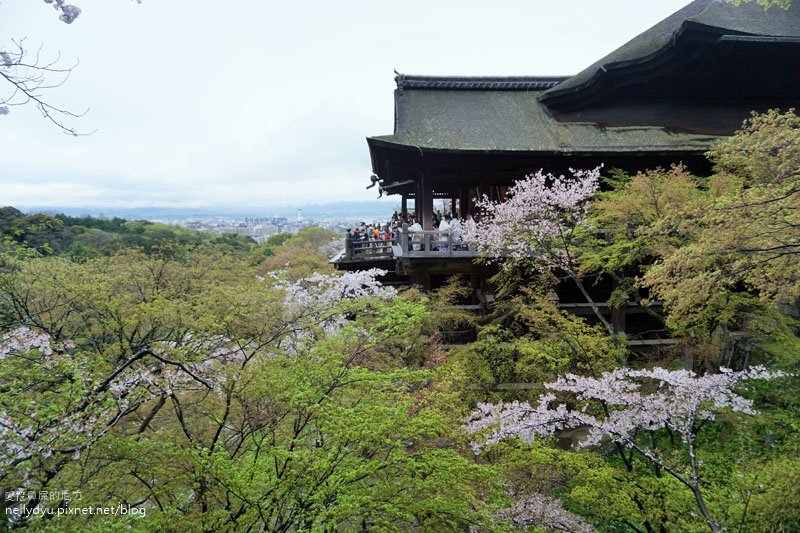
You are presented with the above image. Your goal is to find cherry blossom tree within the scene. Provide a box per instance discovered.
[466,366,786,532]
[1,1,86,132]
[462,168,600,263]
[462,167,618,338]
[487,491,596,532]
[0,247,405,522]
[275,268,397,312]
[0,326,252,515]
[0,267,395,470]
[270,267,398,347]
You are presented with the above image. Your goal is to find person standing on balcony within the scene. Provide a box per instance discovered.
[438,215,451,252]
[408,218,423,251]
[450,215,462,249]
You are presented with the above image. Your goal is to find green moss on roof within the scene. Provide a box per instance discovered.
[375,89,720,153]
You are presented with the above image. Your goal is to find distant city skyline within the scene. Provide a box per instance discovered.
[16,199,400,220]
[11,200,407,245]
[2,0,689,208]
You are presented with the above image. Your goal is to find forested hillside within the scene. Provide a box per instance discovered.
[0,208,257,259]
[1,111,798,531]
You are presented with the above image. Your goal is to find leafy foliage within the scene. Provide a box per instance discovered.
[0,208,256,259]
[3,111,800,531]
[461,110,800,531]
[644,110,799,337]
[0,246,504,530]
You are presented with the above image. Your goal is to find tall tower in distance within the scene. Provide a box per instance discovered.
[296,208,302,225]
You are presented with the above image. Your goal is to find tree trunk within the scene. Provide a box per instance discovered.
[691,484,721,533]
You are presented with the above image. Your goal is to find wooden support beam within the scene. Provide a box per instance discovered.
[467,383,538,391]
[419,174,434,230]
[626,339,677,346]
[479,179,489,203]
[459,187,470,219]
[612,276,626,334]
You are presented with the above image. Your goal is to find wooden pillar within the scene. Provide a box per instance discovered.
[612,304,627,335]
[418,174,433,230]
[411,273,430,290]
[401,195,408,221]
[468,183,486,221]
[450,197,457,216]
[414,179,421,223]
[479,179,490,202]
[459,187,470,219]
[682,344,694,371]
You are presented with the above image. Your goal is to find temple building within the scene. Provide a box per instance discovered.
[335,0,800,337]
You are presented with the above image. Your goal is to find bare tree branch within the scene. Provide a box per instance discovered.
[1,1,143,133]
[0,37,91,135]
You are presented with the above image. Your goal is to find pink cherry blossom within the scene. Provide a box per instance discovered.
[462,167,600,266]
[43,0,82,24]
[467,366,784,451]
[496,491,595,532]
[466,365,787,533]
[273,268,397,342]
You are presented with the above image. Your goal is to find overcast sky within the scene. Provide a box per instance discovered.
[1,0,690,210]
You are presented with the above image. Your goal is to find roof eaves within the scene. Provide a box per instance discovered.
[539,21,748,108]
[367,136,714,156]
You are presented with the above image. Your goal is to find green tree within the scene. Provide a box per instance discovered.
[643,110,799,342]
[0,246,504,531]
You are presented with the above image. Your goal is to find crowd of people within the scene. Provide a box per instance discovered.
[346,210,469,253]
[347,221,397,247]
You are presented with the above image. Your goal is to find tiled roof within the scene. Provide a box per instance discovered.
[371,89,720,153]
[395,74,568,92]
[542,0,800,102]
[369,1,799,155]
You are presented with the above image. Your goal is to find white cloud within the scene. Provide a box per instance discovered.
[0,0,691,209]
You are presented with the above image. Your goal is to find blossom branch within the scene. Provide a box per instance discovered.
[466,366,787,532]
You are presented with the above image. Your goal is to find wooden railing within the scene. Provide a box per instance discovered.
[343,237,395,261]
[394,228,477,258]
[337,227,479,262]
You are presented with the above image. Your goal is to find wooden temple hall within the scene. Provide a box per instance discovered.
[335,0,800,335]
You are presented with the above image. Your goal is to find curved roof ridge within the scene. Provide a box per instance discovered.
[541,0,800,102]
[395,73,570,91]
